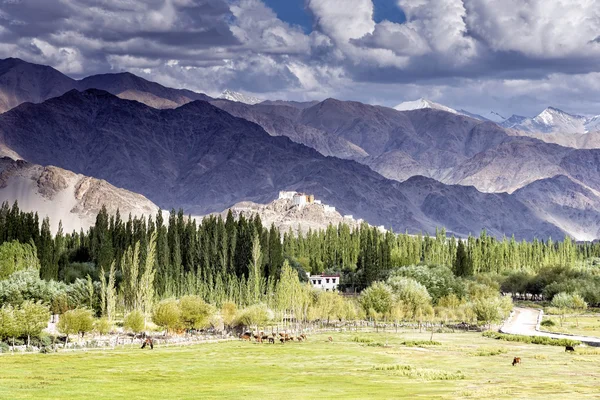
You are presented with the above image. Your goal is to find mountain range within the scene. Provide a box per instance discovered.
[1,58,600,240]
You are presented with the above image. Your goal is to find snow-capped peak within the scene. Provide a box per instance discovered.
[393,98,458,114]
[219,89,262,105]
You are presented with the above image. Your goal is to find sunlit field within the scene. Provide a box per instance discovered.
[542,315,600,337]
[2,331,600,399]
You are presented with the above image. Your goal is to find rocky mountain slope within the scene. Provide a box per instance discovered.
[513,175,600,241]
[0,157,159,233]
[209,198,362,235]
[0,58,77,113]
[0,58,212,113]
[0,89,571,240]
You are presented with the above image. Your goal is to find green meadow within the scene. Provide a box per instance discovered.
[1,331,599,399]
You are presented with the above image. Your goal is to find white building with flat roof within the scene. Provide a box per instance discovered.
[309,274,340,291]
[279,191,297,200]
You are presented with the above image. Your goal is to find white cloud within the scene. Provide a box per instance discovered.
[464,0,600,58]
[0,0,599,116]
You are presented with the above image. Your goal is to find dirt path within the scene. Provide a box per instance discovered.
[500,307,600,345]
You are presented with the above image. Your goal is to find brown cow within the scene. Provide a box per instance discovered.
[240,333,252,341]
[512,357,521,366]
[141,338,154,349]
[328,336,333,342]
[300,334,307,341]
[297,336,303,342]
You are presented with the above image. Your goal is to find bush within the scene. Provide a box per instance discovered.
[0,341,9,353]
[152,299,181,333]
[352,336,373,343]
[234,304,272,328]
[401,340,441,347]
[123,311,145,333]
[471,347,507,356]
[373,364,465,380]
[94,317,112,335]
[482,331,580,347]
[541,319,556,327]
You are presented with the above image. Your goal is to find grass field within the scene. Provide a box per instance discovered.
[1,330,600,399]
[542,315,600,337]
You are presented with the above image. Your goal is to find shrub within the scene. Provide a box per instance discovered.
[0,341,9,353]
[373,364,465,380]
[58,308,94,341]
[482,331,580,347]
[179,296,213,330]
[352,336,373,343]
[401,340,441,347]
[152,299,181,333]
[94,317,112,335]
[541,319,556,327]
[471,347,507,356]
[123,310,145,334]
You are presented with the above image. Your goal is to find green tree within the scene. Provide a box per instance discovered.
[387,276,432,323]
[221,301,237,331]
[179,295,213,330]
[17,300,50,347]
[0,240,40,279]
[124,310,146,334]
[359,282,394,319]
[152,299,181,334]
[58,308,94,345]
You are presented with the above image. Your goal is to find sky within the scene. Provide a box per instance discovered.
[1,0,600,117]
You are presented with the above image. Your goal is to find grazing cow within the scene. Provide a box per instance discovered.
[262,335,269,341]
[512,357,521,366]
[297,337,303,342]
[328,336,333,342]
[566,345,575,352]
[268,337,275,344]
[300,334,307,341]
[141,338,154,349]
[280,338,285,344]
[240,333,252,341]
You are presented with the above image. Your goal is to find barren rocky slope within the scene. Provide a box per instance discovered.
[0,157,159,233]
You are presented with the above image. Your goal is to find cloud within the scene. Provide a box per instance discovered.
[0,0,599,116]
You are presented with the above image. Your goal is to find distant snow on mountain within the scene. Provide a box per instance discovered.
[219,89,262,105]
[394,98,458,114]
[503,107,600,134]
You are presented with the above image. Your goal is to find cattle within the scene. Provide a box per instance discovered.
[300,334,307,341]
[328,336,333,342]
[261,335,269,341]
[141,338,154,350]
[296,337,303,342]
[280,337,285,344]
[240,333,252,341]
[512,357,521,366]
[565,345,576,352]
[268,337,275,344]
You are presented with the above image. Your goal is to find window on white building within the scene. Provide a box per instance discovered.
[326,278,330,284]
[332,278,336,283]
[318,280,322,284]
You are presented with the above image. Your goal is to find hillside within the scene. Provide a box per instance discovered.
[0,157,159,233]
[0,89,569,240]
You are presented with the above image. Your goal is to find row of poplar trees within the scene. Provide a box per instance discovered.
[0,200,596,300]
